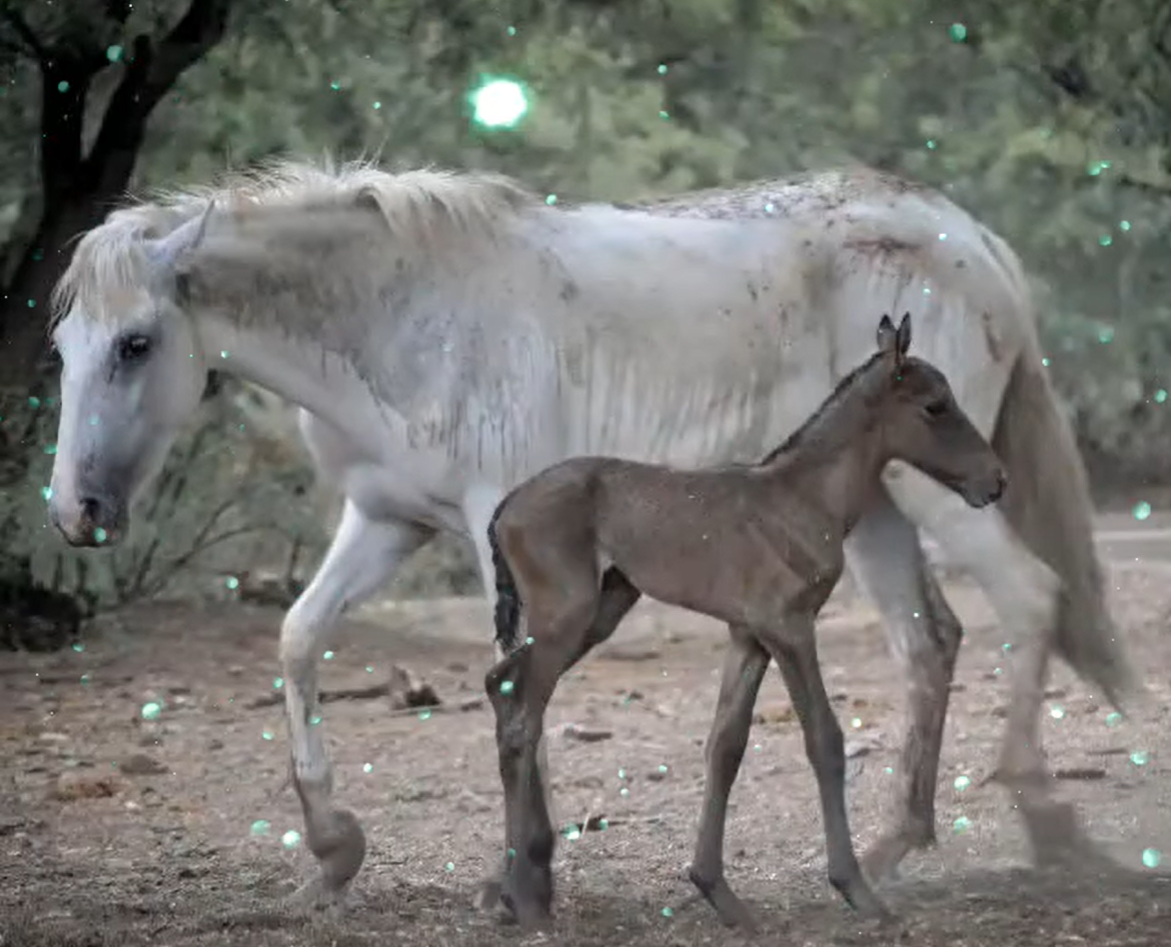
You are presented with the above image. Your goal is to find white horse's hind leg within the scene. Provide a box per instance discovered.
[845,495,963,882]
[883,469,1107,868]
[280,500,433,909]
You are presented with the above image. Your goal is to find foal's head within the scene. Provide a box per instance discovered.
[873,313,1006,508]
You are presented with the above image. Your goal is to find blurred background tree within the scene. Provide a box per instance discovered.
[2,0,1169,640]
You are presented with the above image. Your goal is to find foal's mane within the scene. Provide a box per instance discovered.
[758,351,886,465]
[51,158,536,328]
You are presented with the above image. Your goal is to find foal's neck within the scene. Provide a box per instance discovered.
[759,382,889,533]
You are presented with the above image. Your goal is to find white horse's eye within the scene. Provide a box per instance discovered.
[116,334,152,362]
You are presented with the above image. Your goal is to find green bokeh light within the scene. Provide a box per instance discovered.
[469,77,530,129]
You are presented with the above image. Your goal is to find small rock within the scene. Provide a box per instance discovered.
[207,739,224,751]
[598,646,660,662]
[120,753,167,776]
[556,723,613,743]
[754,704,795,725]
[54,772,121,801]
[844,734,883,759]
[458,697,485,712]
[388,665,442,710]
[447,661,469,673]
[1054,767,1107,781]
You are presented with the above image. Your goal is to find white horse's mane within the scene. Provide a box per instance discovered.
[51,158,536,328]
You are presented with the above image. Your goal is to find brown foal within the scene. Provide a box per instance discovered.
[483,313,1006,932]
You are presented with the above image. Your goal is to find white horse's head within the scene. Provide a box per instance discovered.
[48,205,215,547]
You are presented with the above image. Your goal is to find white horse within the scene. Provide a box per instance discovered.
[47,160,1134,914]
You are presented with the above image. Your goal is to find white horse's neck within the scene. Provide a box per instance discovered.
[195,315,400,450]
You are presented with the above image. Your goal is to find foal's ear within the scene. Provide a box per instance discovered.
[876,314,898,355]
[895,311,912,357]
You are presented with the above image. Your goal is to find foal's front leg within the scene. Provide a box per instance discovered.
[689,624,770,931]
[280,503,432,908]
[761,612,891,920]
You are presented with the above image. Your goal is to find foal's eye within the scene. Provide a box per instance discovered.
[924,400,949,417]
[116,333,152,363]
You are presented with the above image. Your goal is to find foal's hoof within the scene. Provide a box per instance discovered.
[689,868,759,934]
[502,892,554,934]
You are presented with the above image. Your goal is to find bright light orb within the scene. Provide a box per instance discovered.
[470,77,530,129]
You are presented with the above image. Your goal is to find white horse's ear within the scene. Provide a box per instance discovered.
[145,200,214,271]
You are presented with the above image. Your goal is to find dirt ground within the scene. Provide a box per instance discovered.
[4,516,1171,946]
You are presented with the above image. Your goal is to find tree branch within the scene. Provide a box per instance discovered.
[0,4,45,60]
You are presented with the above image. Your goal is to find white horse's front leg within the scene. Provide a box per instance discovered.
[280,500,433,908]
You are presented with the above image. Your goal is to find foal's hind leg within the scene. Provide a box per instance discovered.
[757,613,891,921]
[280,503,432,909]
[478,569,641,914]
[689,624,770,931]
[844,496,963,882]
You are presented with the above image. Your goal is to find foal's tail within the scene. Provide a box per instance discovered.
[487,500,524,655]
[991,344,1138,710]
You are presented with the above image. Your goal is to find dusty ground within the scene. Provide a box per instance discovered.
[4,515,1171,946]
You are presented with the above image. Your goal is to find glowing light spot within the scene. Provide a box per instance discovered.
[225,576,239,590]
[620,787,630,797]
[372,101,381,110]
[545,194,558,206]
[261,730,274,741]
[506,25,516,36]
[954,775,971,791]
[597,818,609,830]
[41,486,52,501]
[850,717,863,729]
[923,286,932,295]
[93,527,108,544]
[26,299,34,308]
[71,642,84,653]
[938,232,948,241]
[525,636,534,646]
[926,139,937,150]
[444,861,455,872]
[80,674,90,684]
[250,819,271,836]
[281,829,301,848]
[323,650,335,660]
[658,763,669,774]
[1120,220,1131,231]
[764,202,776,214]
[106,45,123,62]
[417,709,432,721]
[365,665,374,673]
[330,80,341,91]
[948,23,967,42]
[363,762,373,774]
[884,766,894,774]
[469,77,529,129]
[499,680,515,696]
[1099,234,1113,247]
[562,824,582,841]
[1155,389,1168,404]
[1133,502,1152,521]
[659,110,669,119]
[1106,711,1122,727]
[661,906,675,918]
[310,715,323,726]
[618,768,627,779]
[1130,750,1149,766]
[993,666,1003,676]
[658,63,668,75]
[272,677,284,690]
[28,396,40,408]
[43,443,56,455]
[1142,847,1162,868]
[953,815,971,834]
[57,80,69,92]
[1098,326,1114,343]
[1002,642,1013,653]
[220,350,229,359]
[1041,357,1051,367]
[141,701,163,721]
[1049,705,1065,720]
